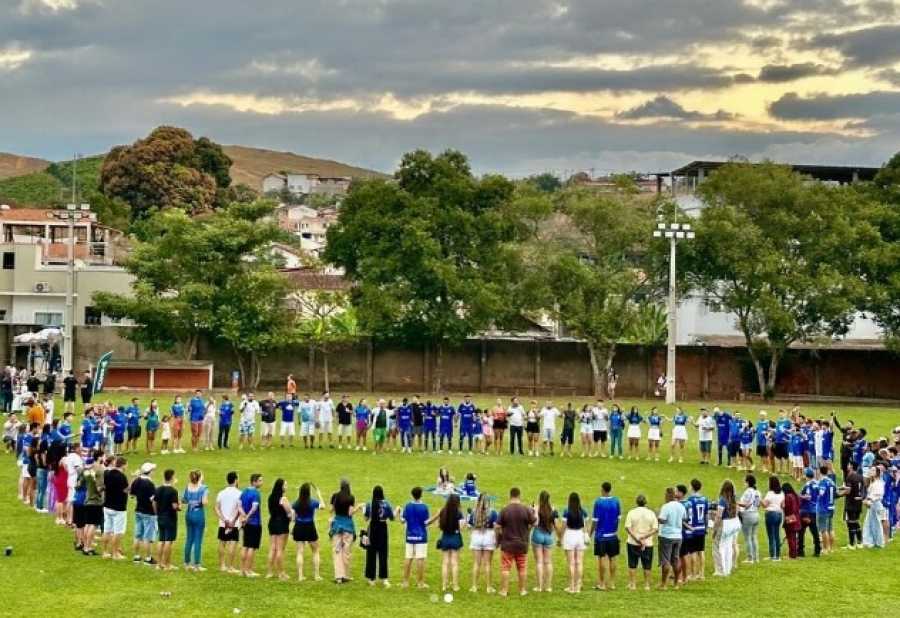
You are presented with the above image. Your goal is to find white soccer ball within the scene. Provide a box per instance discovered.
[444,593,454,603]
[620,476,626,481]
[233,609,241,615]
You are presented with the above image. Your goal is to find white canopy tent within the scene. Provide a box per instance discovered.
[12,327,64,373]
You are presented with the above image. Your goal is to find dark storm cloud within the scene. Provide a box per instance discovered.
[756,63,839,83]
[805,25,900,67]
[769,91,900,120]
[617,96,734,121]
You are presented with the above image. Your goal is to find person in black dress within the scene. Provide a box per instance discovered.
[266,478,292,580]
[80,371,93,410]
[364,485,395,587]
[62,370,77,414]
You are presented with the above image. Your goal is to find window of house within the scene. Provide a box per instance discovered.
[34,312,63,327]
[84,306,102,326]
[2,252,14,269]
[0,309,7,322]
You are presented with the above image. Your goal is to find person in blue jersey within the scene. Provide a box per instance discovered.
[609,404,625,459]
[423,399,437,453]
[292,482,325,581]
[817,419,835,466]
[737,475,761,564]
[458,395,476,455]
[712,407,732,466]
[188,390,206,453]
[674,485,693,584]
[805,420,817,469]
[727,411,743,468]
[887,464,900,535]
[79,411,94,453]
[686,478,710,580]
[354,398,370,451]
[739,419,754,471]
[774,409,793,475]
[646,407,663,462]
[218,395,234,450]
[144,399,160,455]
[468,492,498,592]
[790,426,807,480]
[363,485,396,587]
[815,465,837,554]
[625,406,643,460]
[109,407,126,455]
[58,412,73,446]
[473,412,485,454]
[170,396,186,454]
[755,411,771,473]
[299,395,316,449]
[589,481,621,590]
[124,398,142,455]
[400,486,430,589]
[397,397,414,453]
[277,394,296,448]
[238,472,264,577]
[438,397,456,455]
[430,492,467,592]
[669,407,690,463]
[89,414,104,454]
[798,467,821,557]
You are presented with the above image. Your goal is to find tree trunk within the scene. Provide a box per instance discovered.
[766,348,783,400]
[322,348,330,392]
[586,341,615,398]
[431,341,443,395]
[747,348,767,399]
[251,352,262,390]
[233,345,247,390]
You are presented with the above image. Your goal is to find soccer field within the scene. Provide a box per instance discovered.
[3,394,898,617]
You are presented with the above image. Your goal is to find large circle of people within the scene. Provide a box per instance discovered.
[4,370,899,595]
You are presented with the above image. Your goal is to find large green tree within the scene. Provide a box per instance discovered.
[324,150,525,393]
[99,126,232,219]
[535,189,659,396]
[861,153,900,344]
[92,199,292,361]
[681,161,878,398]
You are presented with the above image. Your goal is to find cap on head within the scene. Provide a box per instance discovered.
[140,462,157,475]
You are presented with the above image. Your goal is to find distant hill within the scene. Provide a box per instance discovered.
[222,145,388,187]
[0,152,49,180]
[0,145,387,206]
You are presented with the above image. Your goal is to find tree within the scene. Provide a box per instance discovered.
[296,303,363,392]
[324,150,525,393]
[624,303,668,345]
[862,153,900,344]
[98,126,228,219]
[537,189,658,396]
[525,172,562,194]
[681,161,875,399]
[92,199,293,361]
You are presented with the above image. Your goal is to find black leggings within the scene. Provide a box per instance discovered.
[217,424,231,449]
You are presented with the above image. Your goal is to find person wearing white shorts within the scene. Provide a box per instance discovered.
[562,528,587,551]
[470,529,496,551]
[316,393,335,449]
[261,421,275,439]
[103,508,127,535]
[540,403,559,457]
[405,543,427,560]
[279,421,296,437]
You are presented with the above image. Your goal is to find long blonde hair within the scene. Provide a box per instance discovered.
[473,493,491,529]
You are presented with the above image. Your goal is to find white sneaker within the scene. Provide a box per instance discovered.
[161,450,169,455]
[338,445,343,450]
[448,450,453,455]
[355,446,360,451]
[362,446,367,451]
[668,457,674,463]
[528,451,533,456]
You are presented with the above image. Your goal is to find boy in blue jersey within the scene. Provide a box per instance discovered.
[590,481,621,590]
[774,410,792,475]
[278,394,296,448]
[686,478,709,580]
[399,486,430,588]
[755,411,771,472]
[437,397,455,454]
[713,408,732,466]
[422,400,437,453]
[218,395,235,449]
[188,390,206,452]
[790,427,806,480]
[59,412,73,446]
[458,395,476,455]
[397,398,414,453]
[238,473,263,577]
[110,408,126,455]
[727,412,742,468]
[815,466,837,554]
[125,398,142,455]
[798,468,820,557]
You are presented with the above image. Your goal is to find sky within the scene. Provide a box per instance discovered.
[3,0,900,177]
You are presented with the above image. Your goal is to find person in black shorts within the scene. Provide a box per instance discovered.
[80,371,93,409]
[266,478,292,579]
[292,482,324,581]
[154,469,180,570]
[62,370,77,414]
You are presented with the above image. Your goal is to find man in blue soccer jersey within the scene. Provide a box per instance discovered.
[798,467,820,558]
[686,478,709,580]
[815,465,837,554]
[457,395,476,455]
[397,397,413,453]
[713,407,732,466]
[773,409,792,475]
[422,400,437,453]
[437,397,455,454]
[727,412,743,468]
[188,390,206,452]
[589,481,621,590]
[278,394,296,448]
[756,411,771,473]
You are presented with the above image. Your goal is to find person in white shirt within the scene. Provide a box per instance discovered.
[539,402,559,456]
[215,471,243,573]
[316,392,335,449]
[63,444,83,523]
[579,405,594,458]
[238,394,260,451]
[41,393,55,426]
[507,397,525,456]
[592,401,609,458]
[694,408,716,465]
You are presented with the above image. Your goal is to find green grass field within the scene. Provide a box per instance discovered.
[3,393,899,617]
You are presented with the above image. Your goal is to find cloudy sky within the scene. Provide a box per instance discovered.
[3,0,900,176]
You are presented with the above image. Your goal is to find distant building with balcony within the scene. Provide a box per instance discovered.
[262,173,352,199]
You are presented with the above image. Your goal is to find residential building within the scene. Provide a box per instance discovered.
[262,173,351,199]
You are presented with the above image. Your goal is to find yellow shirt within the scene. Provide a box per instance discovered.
[26,404,46,427]
[625,506,659,547]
